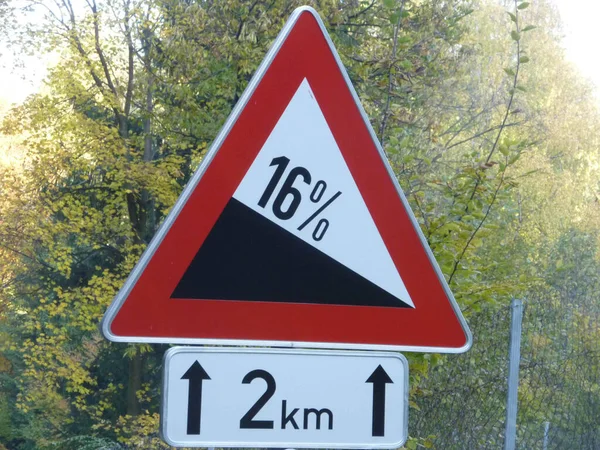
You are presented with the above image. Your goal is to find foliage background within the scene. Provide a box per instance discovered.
[0,0,599,449]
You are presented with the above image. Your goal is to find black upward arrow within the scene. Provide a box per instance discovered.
[181,360,211,435]
[366,365,393,437]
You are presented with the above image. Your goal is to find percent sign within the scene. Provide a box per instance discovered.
[257,156,342,241]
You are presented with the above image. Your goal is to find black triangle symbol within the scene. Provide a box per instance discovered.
[171,198,411,308]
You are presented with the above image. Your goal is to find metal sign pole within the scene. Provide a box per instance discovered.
[504,299,523,450]
[542,421,550,450]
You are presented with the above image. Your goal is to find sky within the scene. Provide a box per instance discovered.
[0,53,47,106]
[553,0,600,99]
[0,0,599,106]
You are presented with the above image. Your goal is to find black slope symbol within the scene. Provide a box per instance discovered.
[171,198,411,308]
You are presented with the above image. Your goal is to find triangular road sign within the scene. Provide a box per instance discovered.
[102,6,472,353]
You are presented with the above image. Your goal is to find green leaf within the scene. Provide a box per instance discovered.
[507,12,517,22]
[383,0,395,8]
[517,2,530,10]
[409,400,421,410]
[522,25,537,32]
[504,67,515,76]
[511,30,521,41]
[443,223,462,232]
[519,56,530,63]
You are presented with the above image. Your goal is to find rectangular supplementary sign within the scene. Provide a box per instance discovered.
[161,347,408,448]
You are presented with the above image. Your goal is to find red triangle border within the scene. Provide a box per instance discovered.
[101,7,472,353]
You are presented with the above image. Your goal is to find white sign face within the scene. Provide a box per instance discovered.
[161,347,408,449]
[233,79,413,308]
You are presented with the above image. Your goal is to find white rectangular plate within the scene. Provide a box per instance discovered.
[161,347,408,448]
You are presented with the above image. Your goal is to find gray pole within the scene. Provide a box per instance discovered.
[542,421,550,450]
[504,299,523,450]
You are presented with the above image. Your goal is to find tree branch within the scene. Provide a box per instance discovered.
[378,0,406,145]
[445,121,524,151]
[89,0,118,97]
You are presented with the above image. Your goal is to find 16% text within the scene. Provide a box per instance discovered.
[258,156,342,241]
